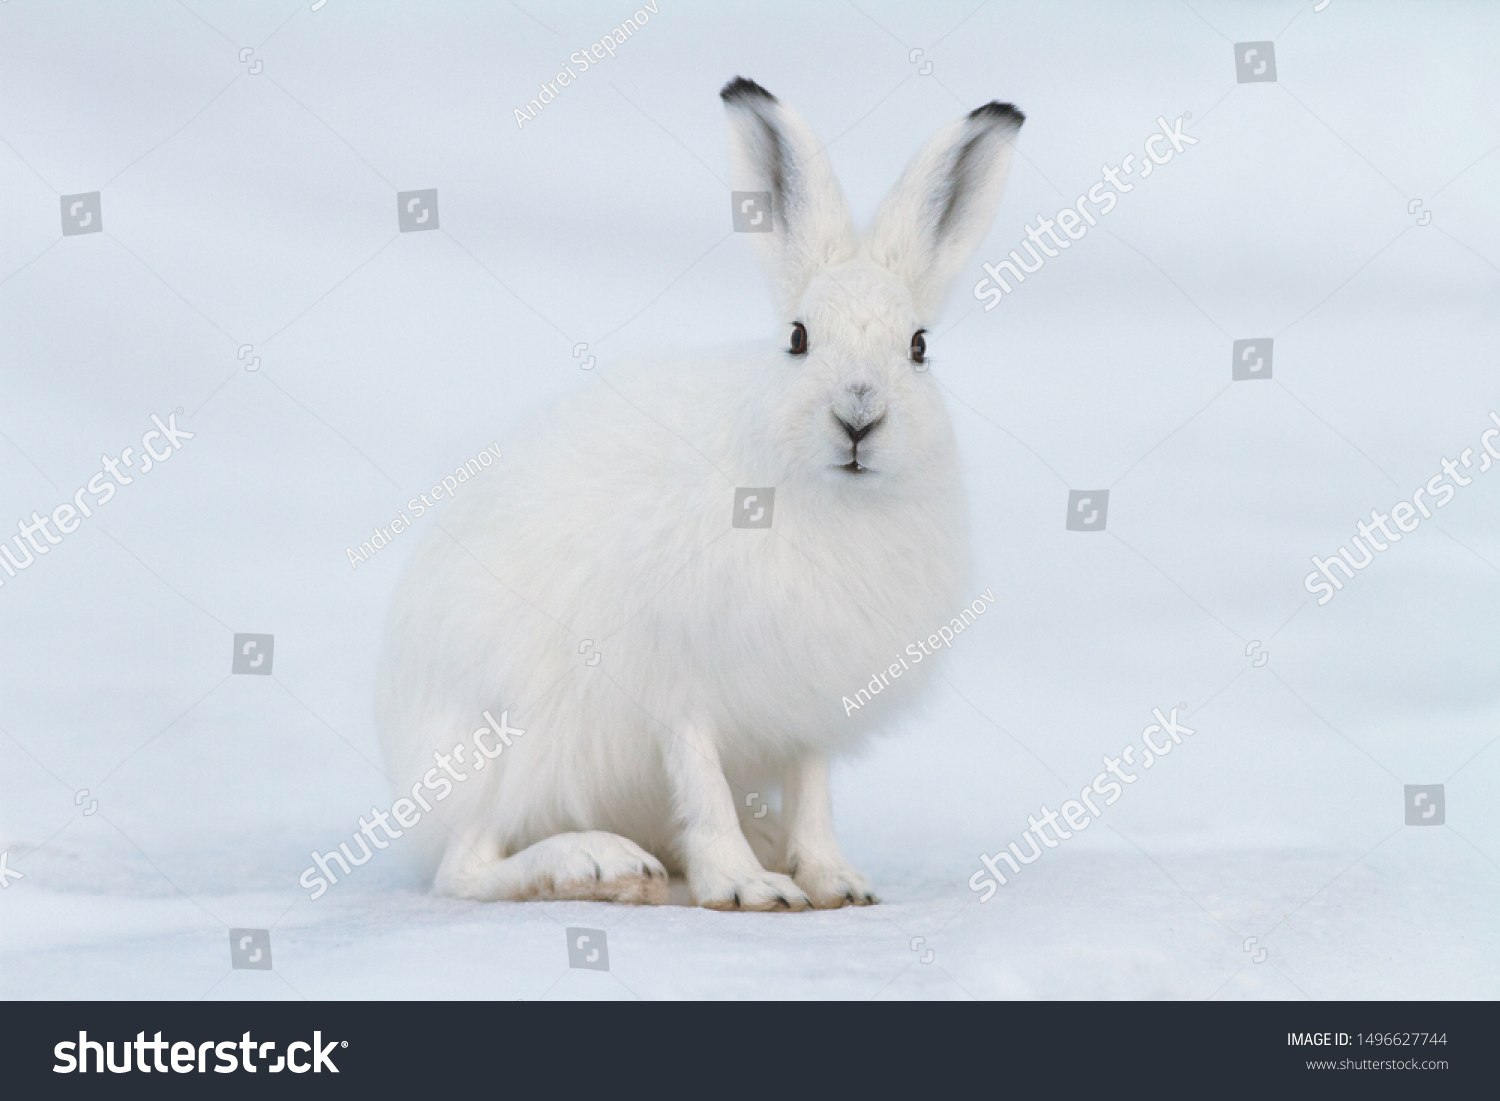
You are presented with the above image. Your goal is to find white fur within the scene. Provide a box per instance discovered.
[376,79,1023,910]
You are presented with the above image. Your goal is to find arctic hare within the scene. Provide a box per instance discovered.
[376,78,1023,910]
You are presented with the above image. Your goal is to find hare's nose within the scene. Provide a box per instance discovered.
[835,413,884,443]
[836,382,884,429]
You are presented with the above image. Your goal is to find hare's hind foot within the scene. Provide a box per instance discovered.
[435,830,669,904]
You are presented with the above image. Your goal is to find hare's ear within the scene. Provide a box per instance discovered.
[867,102,1024,323]
[721,78,858,321]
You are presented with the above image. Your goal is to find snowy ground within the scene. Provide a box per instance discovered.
[2,0,1499,1000]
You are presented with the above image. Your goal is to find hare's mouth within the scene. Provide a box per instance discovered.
[831,413,882,476]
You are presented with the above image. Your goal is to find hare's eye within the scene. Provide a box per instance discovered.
[789,322,808,356]
[910,330,927,363]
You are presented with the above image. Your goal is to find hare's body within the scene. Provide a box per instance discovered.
[377,349,966,903]
[378,78,1022,909]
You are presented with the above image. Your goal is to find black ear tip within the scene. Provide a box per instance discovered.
[720,76,778,105]
[968,101,1025,127]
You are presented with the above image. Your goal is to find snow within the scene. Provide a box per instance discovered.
[2,0,1498,1000]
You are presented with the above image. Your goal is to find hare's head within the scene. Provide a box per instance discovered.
[722,78,1023,488]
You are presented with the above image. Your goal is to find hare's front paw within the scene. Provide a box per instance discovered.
[791,859,879,909]
[692,865,813,911]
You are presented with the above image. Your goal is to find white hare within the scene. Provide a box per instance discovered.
[376,77,1023,910]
